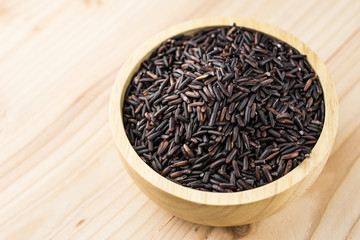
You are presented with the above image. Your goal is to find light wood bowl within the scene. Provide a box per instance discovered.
[109,17,338,226]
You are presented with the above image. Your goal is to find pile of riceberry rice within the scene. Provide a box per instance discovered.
[123,25,325,192]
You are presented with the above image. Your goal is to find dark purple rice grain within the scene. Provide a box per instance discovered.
[123,25,325,192]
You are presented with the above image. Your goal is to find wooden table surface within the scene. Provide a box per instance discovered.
[1,0,359,239]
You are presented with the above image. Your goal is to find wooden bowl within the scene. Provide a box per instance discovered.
[109,17,338,226]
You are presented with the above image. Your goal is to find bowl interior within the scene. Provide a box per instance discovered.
[109,17,338,206]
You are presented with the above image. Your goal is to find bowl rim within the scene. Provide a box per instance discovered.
[109,17,338,206]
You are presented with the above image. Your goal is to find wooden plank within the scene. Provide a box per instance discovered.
[310,156,360,239]
[0,0,359,239]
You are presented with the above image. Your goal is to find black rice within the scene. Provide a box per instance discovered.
[123,24,325,192]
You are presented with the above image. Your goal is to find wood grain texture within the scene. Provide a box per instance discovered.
[0,0,359,238]
[109,17,338,226]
